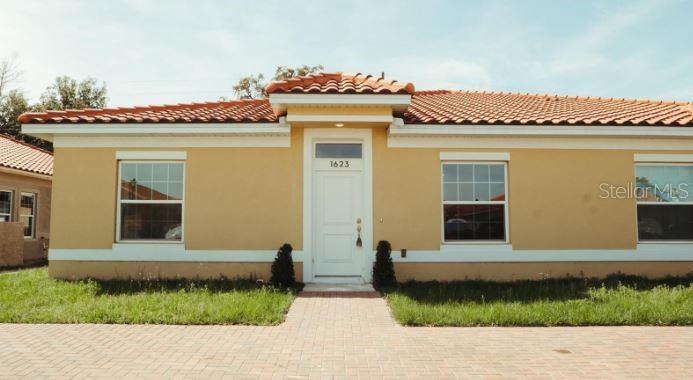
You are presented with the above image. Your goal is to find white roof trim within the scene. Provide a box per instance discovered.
[286,114,393,123]
[0,165,52,180]
[269,93,411,114]
[392,122,693,137]
[22,120,289,141]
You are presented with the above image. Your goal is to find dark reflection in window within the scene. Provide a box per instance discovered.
[315,143,362,158]
[637,205,693,241]
[120,204,182,241]
[444,205,505,241]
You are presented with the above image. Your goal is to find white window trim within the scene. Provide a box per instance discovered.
[116,160,186,244]
[440,161,510,245]
[116,151,187,160]
[634,162,693,244]
[0,189,12,222]
[634,154,693,163]
[20,192,36,239]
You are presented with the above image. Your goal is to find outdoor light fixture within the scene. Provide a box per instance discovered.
[335,123,344,127]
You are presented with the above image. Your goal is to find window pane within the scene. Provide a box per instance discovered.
[315,143,362,158]
[635,165,693,203]
[490,183,506,201]
[637,205,693,241]
[21,216,33,237]
[459,183,475,201]
[459,165,474,182]
[490,164,505,182]
[120,204,182,241]
[474,164,490,182]
[121,163,184,201]
[473,182,490,201]
[442,164,458,183]
[0,191,11,215]
[444,204,505,241]
[443,183,458,201]
[20,194,34,211]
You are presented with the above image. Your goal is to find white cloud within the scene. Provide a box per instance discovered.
[390,58,492,91]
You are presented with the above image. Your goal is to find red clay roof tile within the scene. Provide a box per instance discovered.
[265,72,415,94]
[17,99,276,124]
[404,90,693,126]
[17,74,693,127]
[0,135,53,176]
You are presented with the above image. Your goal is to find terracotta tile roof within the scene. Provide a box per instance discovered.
[0,135,53,176]
[405,90,693,126]
[265,72,415,94]
[17,99,276,124]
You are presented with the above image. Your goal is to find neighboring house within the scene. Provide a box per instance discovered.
[19,72,693,282]
[0,135,52,267]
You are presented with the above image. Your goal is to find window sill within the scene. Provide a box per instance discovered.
[440,243,513,252]
[112,243,185,254]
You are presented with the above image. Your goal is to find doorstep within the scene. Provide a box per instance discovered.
[301,283,379,298]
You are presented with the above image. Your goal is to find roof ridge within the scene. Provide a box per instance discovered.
[0,133,54,156]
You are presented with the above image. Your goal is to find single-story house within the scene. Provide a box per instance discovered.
[19,72,693,282]
[0,134,52,267]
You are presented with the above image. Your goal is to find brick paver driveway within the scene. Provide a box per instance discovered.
[1,293,691,379]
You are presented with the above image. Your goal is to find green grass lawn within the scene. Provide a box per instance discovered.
[385,275,693,326]
[0,268,296,325]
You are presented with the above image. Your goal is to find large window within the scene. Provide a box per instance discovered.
[636,164,693,241]
[442,163,507,242]
[0,190,12,222]
[20,192,36,238]
[118,162,184,242]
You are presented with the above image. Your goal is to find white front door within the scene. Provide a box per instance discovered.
[313,143,364,277]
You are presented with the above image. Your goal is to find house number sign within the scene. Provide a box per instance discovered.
[329,160,351,168]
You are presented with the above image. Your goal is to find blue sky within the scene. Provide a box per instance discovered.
[1,0,691,107]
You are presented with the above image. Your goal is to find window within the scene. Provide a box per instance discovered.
[20,192,36,238]
[315,143,362,158]
[0,190,12,222]
[636,164,693,241]
[442,163,507,242]
[118,162,184,242]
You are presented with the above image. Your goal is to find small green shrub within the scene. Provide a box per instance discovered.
[270,243,296,289]
[372,240,396,290]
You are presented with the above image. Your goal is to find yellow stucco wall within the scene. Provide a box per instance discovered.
[372,129,662,250]
[51,130,303,250]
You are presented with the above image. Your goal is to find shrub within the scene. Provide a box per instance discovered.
[270,243,296,289]
[372,240,396,290]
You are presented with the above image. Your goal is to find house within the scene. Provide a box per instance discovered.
[19,72,693,282]
[0,135,52,267]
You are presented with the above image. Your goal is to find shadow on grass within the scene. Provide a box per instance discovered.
[76,277,301,296]
[388,274,693,305]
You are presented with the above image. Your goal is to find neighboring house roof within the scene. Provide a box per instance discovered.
[0,135,53,176]
[17,72,693,126]
[265,72,415,94]
[17,99,276,124]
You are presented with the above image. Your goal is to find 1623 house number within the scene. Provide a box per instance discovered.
[329,160,351,168]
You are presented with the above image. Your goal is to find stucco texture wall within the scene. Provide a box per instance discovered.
[372,129,689,251]
[50,131,303,251]
[0,171,51,262]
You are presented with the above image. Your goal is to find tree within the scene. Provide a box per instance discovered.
[0,55,22,98]
[0,89,52,150]
[232,65,324,99]
[35,76,107,111]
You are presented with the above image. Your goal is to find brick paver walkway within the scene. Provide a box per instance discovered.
[1,293,691,379]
